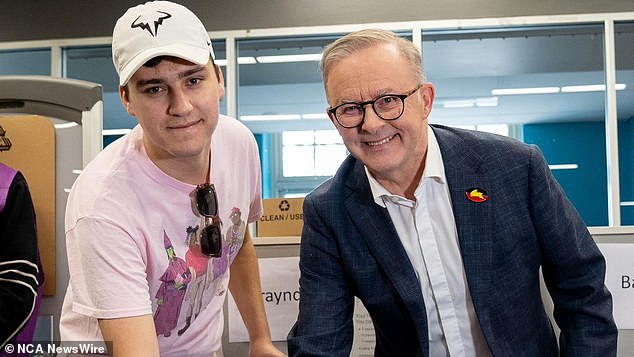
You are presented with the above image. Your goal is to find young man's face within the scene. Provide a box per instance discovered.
[120,57,225,163]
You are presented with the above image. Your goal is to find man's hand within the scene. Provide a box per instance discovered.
[250,339,287,357]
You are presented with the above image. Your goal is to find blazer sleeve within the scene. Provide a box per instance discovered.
[287,193,355,357]
[528,144,618,356]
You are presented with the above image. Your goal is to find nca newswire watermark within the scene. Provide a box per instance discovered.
[3,341,110,355]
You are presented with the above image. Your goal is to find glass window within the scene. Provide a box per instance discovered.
[282,130,346,177]
[423,24,609,226]
[236,33,411,197]
[451,124,509,136]
[236,35,335,133]
[236,35,338,197]
[209,40,227,115]
[477,124,509,136]
[615,22,634,225]
[0,49,50,75]
[64,46,133,136]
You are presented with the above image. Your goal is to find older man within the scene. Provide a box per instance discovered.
[288,29,617,356]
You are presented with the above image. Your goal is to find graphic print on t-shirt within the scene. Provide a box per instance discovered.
[178,223,219,336]
[154,231,192,337]
[154,208,247,337]
[226,207,246,257]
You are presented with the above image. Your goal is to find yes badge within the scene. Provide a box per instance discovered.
[466,188,488,203]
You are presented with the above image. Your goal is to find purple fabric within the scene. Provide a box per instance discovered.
[0,162,43,355]
[0,162,18,213]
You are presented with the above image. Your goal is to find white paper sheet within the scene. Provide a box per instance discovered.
[597,243,634,329]
[228,257,300,342]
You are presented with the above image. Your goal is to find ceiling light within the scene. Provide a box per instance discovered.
[238,57,258,64]
[548,164,578,170]
[102,128,132,136]
[255,54,322,63]
[475,97,499,107]
[240,114,301,121]
[301,113,329,120]
[436,97,498,109]
[443,99,474,108]
[492,87,560,95]
[214,57,257,66]
[561,84,606,93]
[561,83,627,93]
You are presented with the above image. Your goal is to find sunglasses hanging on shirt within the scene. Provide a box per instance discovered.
[191,183,223,257]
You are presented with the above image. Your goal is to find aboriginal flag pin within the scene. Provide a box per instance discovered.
[466,188,488,203]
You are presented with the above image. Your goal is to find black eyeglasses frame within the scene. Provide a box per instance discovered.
[328,84,423,128]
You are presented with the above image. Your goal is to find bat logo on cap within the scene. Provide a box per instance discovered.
[131,11,172,37]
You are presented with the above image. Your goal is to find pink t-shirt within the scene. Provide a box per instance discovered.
[60,115,262,356]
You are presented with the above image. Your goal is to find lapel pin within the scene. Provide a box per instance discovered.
[466,188,488,203]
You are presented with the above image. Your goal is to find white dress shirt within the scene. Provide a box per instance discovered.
[366,126,492,356]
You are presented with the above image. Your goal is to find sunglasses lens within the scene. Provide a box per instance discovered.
[200,225,221,257]
[196,185,217,216]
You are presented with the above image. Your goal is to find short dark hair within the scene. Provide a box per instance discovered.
[121,55,220,100]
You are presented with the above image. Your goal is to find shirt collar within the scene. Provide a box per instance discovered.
[366,125,447,207]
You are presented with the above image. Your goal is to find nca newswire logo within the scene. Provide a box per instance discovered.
[3,341,109,355]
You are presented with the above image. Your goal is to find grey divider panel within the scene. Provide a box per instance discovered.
[0,75,103,341]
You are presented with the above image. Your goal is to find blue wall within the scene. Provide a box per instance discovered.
[524,118,633,226]
[254,133,272,199]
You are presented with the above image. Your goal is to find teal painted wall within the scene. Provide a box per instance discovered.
[524,118,633,226]
[255,133,272,199]
[524,121,608,226]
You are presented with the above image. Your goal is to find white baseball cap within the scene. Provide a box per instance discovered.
[112,1,215,86]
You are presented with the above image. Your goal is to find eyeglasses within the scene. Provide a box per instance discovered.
[328,84,423,128]
[191,183,223,257]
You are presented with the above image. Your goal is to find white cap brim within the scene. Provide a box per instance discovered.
[119,43,211,86]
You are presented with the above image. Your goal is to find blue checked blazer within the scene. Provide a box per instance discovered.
[287,125,617,356]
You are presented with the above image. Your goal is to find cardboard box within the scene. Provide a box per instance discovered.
[257,197,304,237]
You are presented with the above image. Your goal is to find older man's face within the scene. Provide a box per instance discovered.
[325,43,434,190]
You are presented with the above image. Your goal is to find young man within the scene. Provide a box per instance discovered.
[60,2,284,356]
[288,29,617,356]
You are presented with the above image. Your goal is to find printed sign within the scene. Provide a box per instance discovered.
[597,243,634,329]
[351,297,376,356]
[257,198,304,237]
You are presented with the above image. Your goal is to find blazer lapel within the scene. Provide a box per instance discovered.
[343,159,429,353]
[433,126,495,341]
